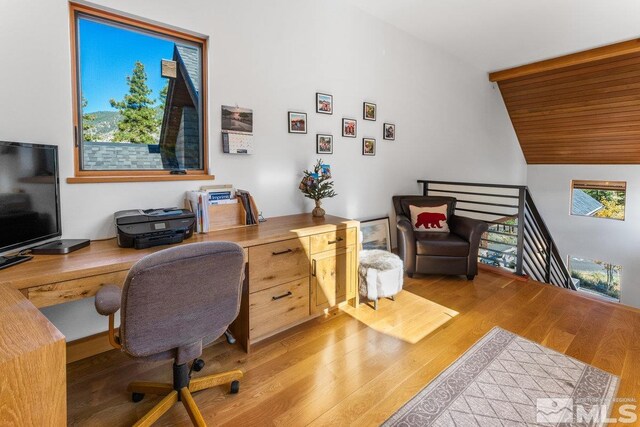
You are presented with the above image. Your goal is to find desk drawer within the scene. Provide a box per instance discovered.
[26,271,128,308]
[310,228,357,254]
[249,278,309,340]
[249,238,309,293]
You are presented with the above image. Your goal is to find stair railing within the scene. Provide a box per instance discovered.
[417,180,575,290]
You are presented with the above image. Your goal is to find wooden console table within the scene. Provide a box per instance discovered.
[0,214,360,359]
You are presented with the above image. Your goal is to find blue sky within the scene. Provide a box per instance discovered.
[79,17,174,112]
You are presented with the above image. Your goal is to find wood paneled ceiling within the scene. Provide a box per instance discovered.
[490,39,640,164]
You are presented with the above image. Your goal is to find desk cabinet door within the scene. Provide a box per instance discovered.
[310,246,356,314]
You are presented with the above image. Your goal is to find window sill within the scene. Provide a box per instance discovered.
[66,174,215,184]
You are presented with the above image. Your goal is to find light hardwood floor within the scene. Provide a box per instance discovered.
[67,271,640,426]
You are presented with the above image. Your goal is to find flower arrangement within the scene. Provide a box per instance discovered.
[299,159,337,217]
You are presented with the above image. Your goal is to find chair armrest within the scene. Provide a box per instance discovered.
[396,215,417,275]
[450,215,488,276]
[94,284,123,350]
[95,284,122,316]
[450,215,488,242]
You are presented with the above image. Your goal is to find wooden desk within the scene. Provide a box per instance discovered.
[0,214,360,358]
[0,286,66,425]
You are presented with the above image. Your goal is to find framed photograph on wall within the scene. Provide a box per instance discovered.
[362,138,376,156]
[342,118,357,138]
[221,105,254,133]
[383,123,395,140]
[316,93,333,114]
[363,102,376,121]
[288,112,307,133]
[361,217,391,251]
[316,134,333,154]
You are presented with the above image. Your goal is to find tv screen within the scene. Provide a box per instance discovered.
[0,141,60,254]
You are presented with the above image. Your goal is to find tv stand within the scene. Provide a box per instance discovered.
[0,254,33,270]
[31,239,90,255]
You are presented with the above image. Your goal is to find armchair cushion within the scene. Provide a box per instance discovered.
[409,204,450,233]
[95,284,122,316]
[416,233,469,257]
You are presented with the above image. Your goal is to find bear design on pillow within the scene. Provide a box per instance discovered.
[415,212,447,229]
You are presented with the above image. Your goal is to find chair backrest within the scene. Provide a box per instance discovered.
[392,195,457,220]
[119,241,245,363]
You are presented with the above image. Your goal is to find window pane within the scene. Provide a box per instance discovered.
[570,180,626,220]
[569,256,621,301]
[76,15,203,171]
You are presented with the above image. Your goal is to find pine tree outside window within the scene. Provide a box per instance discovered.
[70,4,209,181]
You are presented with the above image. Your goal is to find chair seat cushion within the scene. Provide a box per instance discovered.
[416,233,470,257]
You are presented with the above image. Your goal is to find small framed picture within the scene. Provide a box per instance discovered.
[363,102,376,121]
[342,118,357,138]
[360,217,392,251]
[362,138,376,156]
[383,123,395,140]
[316,134,333,154]
[288,112,307,134]
[316,93,333,114]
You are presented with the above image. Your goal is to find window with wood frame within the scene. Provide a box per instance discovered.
[570,180,626,220]
[70,4,209,182]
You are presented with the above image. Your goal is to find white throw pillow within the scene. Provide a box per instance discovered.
[409,204,450,233]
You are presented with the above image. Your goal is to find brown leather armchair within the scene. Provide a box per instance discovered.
[393,195,488,280]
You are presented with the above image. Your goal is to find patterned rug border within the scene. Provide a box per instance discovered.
[382,326,620,426]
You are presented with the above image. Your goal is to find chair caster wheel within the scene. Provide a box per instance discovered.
[132,392,145,403]
[225,330,236,345]
[192,359,205,372]
[230,380,240,394]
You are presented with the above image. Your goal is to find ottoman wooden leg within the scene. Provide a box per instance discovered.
[374,299,379,310]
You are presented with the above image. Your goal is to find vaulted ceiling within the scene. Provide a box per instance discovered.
[491,41,640,164]
[349,0,640,164]
[348,0,640,72]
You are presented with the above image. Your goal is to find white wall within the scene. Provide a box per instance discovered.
[527,165,640,308]
[0,0,525,340]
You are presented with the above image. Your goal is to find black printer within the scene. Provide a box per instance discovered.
[114,208,196,249]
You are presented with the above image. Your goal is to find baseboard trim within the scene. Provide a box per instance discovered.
[67,331,113,364]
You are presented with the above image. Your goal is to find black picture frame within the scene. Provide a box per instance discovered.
[316,134,333,154]
[288,111,307,134]
[363,102,376,121]
[362,138,376,156]
[342,118,357,138]
[316,93,333,114]
[383,123,395,140]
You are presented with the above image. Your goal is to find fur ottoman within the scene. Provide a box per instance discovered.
[359,249,404,309]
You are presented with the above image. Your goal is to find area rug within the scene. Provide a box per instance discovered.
[383,327,619,426]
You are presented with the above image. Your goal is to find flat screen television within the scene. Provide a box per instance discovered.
[0,141,61,256]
